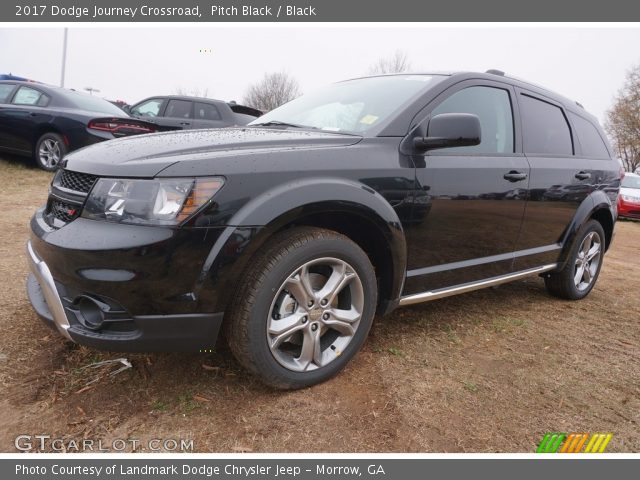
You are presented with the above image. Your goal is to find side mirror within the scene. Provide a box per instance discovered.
[414,113,481,151]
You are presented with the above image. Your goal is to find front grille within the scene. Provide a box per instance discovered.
[49,200,81,223]
[58,170,98,194]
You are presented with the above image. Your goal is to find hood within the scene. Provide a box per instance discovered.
[63,127,362,177]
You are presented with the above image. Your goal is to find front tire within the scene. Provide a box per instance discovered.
[34,132,66,171]
[545,219,605,300]
[225,227,377,389]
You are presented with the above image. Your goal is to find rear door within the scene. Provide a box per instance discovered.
[159,99,194,129]
[512,90,593,270]
[1,85,50,154]
[192,101,228,129]
[403,81,530,295]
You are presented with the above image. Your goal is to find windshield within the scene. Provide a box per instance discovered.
[622,175,640,189]
[249,75,444,134]
[57,90,126,116]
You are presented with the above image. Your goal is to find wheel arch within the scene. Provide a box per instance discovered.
[198,177,407,316]
[32,125,66,155]
[557,190,615,269]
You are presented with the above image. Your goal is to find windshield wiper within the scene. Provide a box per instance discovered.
[251,120,317,129]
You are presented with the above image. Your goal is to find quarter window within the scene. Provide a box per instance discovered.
[569,113,610,159]
[520,94,573,156]
[430,86,514,154]
[195,102,221,121]
[165,100,192,119]
[12,86,49,106]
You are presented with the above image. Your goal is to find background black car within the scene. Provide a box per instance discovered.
[127,95,262,130]
[0,81,164,171]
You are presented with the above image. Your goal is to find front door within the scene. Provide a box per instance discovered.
[403,82,529,295]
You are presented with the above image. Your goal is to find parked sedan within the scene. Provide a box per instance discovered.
[618,172,640,219]
[127,95,262,130]
[0,81,164,171]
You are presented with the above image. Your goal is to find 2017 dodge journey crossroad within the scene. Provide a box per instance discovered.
[27,71,620,389]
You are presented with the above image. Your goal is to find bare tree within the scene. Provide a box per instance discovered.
[606,63,640,173]
[368,50,412,75]
[242,72,301,112]
[172,86,210,98]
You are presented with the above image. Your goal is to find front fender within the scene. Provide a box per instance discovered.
[195,177,407,314]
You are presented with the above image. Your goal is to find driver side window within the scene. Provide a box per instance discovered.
[131,98,163,117]
[430,86,514,154]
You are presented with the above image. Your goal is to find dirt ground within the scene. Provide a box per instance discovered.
[0,155,638,453]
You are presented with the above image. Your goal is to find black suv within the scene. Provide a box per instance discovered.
[27,72,620,389]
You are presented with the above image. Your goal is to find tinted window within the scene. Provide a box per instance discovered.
[520,94,573,155]
[131,98,163,117]
[12,86,49,106]
[430,86,514,154]
[195,102,221,121]
[165,99,192,118]
[0,84,15,103]
[569,113,610,159]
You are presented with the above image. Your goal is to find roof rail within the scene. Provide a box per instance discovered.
[485,69,505,76]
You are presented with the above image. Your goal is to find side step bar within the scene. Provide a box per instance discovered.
[398,264,558,307]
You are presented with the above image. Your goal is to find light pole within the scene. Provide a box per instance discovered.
[84,87,101,96]
[60,28,68,87]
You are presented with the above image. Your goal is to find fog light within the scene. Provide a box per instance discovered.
[73,295,107,331]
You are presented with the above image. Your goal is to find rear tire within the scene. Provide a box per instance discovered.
[34,132,66,171]
[544,219,605,300]
[225,226,377,389]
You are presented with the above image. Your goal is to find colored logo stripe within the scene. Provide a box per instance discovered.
[584,433,613,453]
[536,433,566,453]
[537,433,613,453]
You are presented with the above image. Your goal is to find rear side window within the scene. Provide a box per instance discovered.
[430,86,514,154]
[165,99,192,118]
[195,102,221,121]
[0,84,15,103]
[520,94,573,156]
[569,113,610,159]
[12,86,49,107]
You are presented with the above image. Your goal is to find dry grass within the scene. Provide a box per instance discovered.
[0,155,638,452]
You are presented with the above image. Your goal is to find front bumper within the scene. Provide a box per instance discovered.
[26,247,224,352]
[26,209,228,351]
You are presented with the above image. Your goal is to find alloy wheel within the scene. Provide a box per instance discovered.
[38,138,61,169]
[574,231,602,291]
[267,257,364,372]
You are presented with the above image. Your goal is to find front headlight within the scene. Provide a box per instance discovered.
[82,177,224,226]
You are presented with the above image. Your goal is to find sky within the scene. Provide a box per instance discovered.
[1,25,639,123]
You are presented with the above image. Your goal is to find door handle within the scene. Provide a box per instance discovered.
[179,122,191,126]
[30,112,37,116]
[503,171,528,182]
[575,171,591,180]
